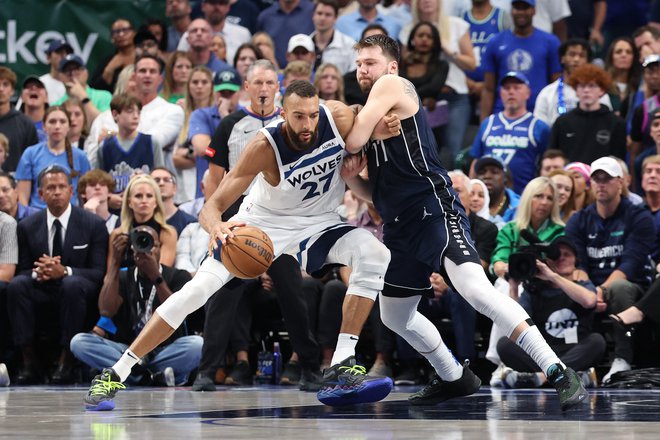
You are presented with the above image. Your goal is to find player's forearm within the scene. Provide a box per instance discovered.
[199,202,223,234]
[553,275,597,309]
[343,176,372,203]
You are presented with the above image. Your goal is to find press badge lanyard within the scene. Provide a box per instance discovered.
[557,76,567,116]
[135,267,161,327]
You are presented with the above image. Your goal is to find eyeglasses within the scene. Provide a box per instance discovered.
[111,27,134,36]
[153,176,175,184]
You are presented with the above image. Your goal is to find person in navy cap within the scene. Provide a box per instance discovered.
[41,39,74,105]
[471,71,550,194]
[54,54,113,125]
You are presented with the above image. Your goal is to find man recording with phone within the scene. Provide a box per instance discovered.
[496,235,606,389]
[70,225,202,386]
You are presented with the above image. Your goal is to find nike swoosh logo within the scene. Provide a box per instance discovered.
[349,336,359,341]
[244,129,257,134]
[588,234,597,239]
[566,133,575,138]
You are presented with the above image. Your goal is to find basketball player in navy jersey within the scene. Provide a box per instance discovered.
[341,34,588,410]
[82,80,401,410]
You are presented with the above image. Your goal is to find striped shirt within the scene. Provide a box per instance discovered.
[0,211,18,264]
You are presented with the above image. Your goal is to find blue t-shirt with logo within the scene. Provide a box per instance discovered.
[471,111,549,194]
[481,28,562,112]
[15,141,91,209]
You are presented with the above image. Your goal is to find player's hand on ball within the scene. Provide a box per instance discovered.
[208,221,246,254]
[341,154,368,180]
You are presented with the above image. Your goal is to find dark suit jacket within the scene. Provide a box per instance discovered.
[16,205,109,284]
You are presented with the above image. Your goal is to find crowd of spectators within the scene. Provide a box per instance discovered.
[2,0,660,390]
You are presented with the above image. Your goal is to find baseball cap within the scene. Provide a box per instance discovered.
[500,71,530,86]
[551,235,577,257]
[22,75,45,89]
[287,34,315,53]
[590,157,623,178]
[643,54,660,68]
[474,155,508,174]
[45,39,73,55]
[59,54,85,72]
[213,67,241,93]
[512,0,535,7]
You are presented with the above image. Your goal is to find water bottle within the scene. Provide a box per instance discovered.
[256,340,273,384]
[273,342,282,385]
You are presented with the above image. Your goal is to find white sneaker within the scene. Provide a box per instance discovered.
[602,358,631,384]
[489,364,505,388]
[0,363,9,387]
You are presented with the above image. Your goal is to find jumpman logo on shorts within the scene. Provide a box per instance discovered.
[422,207,432,220]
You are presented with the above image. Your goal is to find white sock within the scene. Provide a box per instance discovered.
[515,326,561,375]
[425,343,463,382]
[113,349,140,382]
[331,333,359,366]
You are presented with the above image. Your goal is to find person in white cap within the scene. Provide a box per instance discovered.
[286,34,316,70]
[565,156,656,384]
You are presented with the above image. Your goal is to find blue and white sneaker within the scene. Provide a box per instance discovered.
[317,356,393,406]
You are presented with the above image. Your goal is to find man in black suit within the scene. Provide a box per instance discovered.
[6,165,108,384]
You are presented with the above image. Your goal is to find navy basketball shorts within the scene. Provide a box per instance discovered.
[381,197,480,298]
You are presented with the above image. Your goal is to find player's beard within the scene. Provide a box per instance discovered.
[285,123,318,151]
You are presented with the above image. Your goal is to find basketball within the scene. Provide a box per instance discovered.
[220,226,275,279]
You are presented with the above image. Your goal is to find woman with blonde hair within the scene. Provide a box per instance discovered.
[161,51,193,104]
[314,63,346,103]
[172,66,215,203]
[491,177,565,279]
[111,174,177,266]
[401,0,476,167]
[548,169,577,221]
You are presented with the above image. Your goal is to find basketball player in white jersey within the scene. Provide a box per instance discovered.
[83,80,400,410]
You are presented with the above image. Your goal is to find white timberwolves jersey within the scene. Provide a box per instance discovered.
[243,104,346,218]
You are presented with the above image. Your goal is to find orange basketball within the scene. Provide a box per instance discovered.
[220,226,274,279]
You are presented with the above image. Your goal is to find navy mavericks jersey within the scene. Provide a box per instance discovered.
[366,96,454,223]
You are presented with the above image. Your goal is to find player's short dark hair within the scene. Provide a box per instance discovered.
[542,149,567,161]
[354,34,400,64]
[0,171,16,189]
[110,93,143,114]
[361,23,388,40]
[283,80,318,102]
[38,165,71,188]
[314,0,338,16]
[559,38,591,60]
[633,25,660,41]
[135,53,164,73]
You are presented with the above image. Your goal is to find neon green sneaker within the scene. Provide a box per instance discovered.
[84,368,126,411]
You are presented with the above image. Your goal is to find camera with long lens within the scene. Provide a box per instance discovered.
[129,226,155,254]
[508,230,560,292]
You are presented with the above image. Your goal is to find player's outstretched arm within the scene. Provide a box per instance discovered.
[345,75,416,153]
[200,134,274,246]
